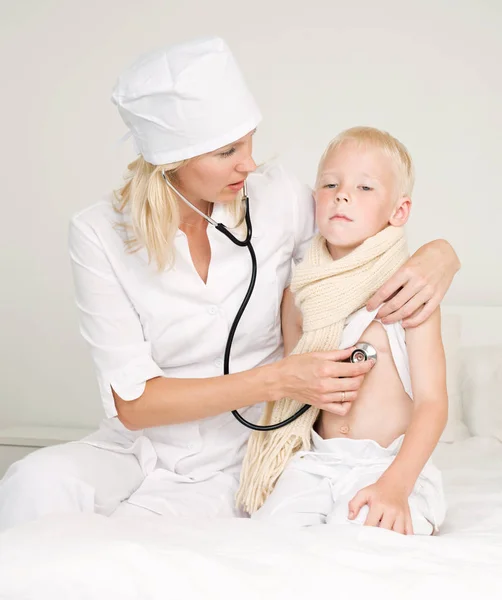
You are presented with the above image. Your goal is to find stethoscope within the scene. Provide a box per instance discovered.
[161,171,377,431]
[162,170,312,431]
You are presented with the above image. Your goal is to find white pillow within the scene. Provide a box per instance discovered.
[439,312,470,443]
[460,345,502,441]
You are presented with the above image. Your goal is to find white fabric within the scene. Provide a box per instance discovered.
[441,305,502,441]
[0,436,501,600]
[0,442,145,530]
[0,163,314,529]
[461,345,502,441]
[69,162,313,418]
[111,37,262,164]
[252,434,445,534]
[439,313,470,442]
[340,306,413,398]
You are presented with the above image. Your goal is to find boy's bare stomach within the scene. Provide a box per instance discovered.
[316,321,413,448]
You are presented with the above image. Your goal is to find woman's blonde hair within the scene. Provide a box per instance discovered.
[316,126,415,198]
[114,155,245,271]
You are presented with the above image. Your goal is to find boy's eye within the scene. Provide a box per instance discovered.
[220,147,236,158]
[359,186,373,191]
[323,183,337,189]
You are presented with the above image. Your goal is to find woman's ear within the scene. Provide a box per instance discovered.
[389,196,412,227]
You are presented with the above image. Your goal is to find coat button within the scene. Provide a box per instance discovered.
[208,305,218,315]
[215,358,223,368]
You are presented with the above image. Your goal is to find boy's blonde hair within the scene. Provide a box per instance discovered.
[316,126,415,198]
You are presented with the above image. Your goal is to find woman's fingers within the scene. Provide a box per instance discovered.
[330,374,365,393]
[374,281,421,320]
[323,358,375,379]
[366,269,410,313]
[316,347,357,362]
[321,390,357,414]
[402,299,437,328]
[316,375,365,404]
[321,390,358,404]
[322,401,352,416]
[376,280,425,321]
[381,287,433,324]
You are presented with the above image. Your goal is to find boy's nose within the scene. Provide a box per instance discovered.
[336,191,350,203]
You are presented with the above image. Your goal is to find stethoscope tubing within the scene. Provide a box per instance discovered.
[161,171,310,430]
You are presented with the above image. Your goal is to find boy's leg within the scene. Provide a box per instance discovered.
[407,463,446,535]
[252,456,334,526]
[326,461,445,535]
[0,441,145,532]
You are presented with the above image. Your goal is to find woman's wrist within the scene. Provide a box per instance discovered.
[257,361,288,403]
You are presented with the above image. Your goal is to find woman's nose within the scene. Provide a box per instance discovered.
[237,155,257,174]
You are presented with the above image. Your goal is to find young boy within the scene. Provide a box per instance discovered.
[239,127,447,535]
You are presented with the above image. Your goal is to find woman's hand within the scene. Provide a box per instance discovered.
[367,239,461,328]
[348,479,414,535]
[275,347,375,416]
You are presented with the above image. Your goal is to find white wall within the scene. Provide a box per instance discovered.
[1,0,501,430]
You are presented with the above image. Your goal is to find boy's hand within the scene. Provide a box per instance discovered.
[348,480,414,535]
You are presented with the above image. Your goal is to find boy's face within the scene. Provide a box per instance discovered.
[315,140,411,259]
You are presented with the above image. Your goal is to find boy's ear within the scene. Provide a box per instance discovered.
[389,196,411,227]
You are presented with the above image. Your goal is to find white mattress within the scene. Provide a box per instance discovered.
[0,435,501,600]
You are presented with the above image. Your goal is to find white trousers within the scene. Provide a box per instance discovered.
[0,441,243,532]
[0,442,144,531]
[252,436,446,535]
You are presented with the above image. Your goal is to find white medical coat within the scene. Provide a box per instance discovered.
[68,163,315,517]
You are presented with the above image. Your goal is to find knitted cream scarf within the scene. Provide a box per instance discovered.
[236,226,409,514]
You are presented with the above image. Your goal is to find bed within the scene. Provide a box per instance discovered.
[0,306,501,599]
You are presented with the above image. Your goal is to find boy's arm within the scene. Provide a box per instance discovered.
[280,286,303,356]
[348,307,448,533]
[379,306,448,494]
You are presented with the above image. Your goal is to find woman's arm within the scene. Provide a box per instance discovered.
[117,306,372,429]
[70,217,372,430]
[115,351,374,430]
[117,286,373,429]
[113,367,277,429]
[367,239,460,328]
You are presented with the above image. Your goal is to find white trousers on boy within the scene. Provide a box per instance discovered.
[253,433,446,535]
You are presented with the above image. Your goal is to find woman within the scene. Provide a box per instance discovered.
[0,37,460,530]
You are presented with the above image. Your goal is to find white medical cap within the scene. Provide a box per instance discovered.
[111,36,262,165]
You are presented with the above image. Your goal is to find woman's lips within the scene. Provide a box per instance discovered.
[228,180,245,191]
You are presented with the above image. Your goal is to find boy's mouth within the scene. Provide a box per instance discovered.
[330,213,353,222]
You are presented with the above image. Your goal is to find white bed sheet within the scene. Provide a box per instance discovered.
[0,436,501,600]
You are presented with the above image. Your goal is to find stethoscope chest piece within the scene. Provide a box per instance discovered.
[344,342,378,364]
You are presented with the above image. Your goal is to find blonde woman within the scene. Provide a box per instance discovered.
[0,37,460,530]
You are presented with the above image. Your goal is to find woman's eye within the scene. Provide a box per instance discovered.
[220,148,236,158]
[360,185,373,191]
